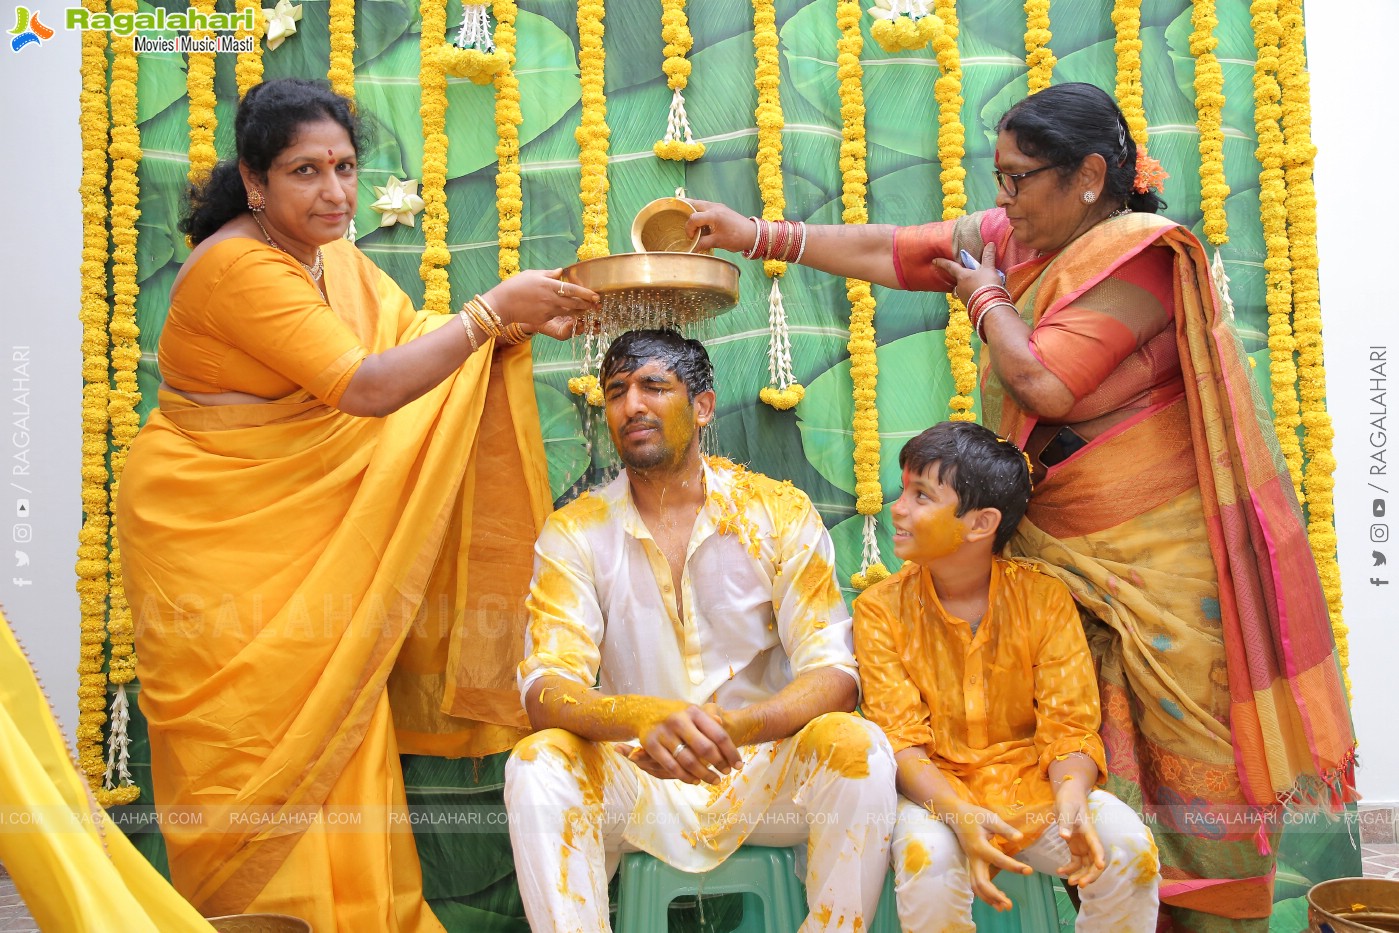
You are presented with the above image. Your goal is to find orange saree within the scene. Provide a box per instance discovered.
[116,239,549,929]
[896,210,1355,930]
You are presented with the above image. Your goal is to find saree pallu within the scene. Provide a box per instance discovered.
[117,256,550,929]
[991,214,1355,930]
[0,606,214,931]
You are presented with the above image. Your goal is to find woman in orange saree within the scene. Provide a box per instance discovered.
[689,83,1355,932]
[116,79,596,930]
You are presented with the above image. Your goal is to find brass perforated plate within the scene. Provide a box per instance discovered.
[560,252,740,328]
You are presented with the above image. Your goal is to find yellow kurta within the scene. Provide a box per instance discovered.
[116,238,550,929]
[853,558,1107,849]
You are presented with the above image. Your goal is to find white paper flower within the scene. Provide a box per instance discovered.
[370,176,426,228]
[262,0,302,51]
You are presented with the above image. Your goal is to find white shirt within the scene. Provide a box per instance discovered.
[519,457,858,707]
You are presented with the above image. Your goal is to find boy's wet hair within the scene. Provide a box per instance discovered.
[600,329,714,399]
[899,421,1032,553]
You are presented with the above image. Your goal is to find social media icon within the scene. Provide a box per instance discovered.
[11,524,31,543]
[1376,499,1388,518]
[15,499,29,518]
[14,551,28,567]
[1374,524,1391,543]
[1377,551,1390,567]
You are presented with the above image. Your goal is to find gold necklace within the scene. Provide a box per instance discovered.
[251,212,324,282]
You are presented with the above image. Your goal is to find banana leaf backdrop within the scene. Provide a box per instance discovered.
[109,0,1358,928]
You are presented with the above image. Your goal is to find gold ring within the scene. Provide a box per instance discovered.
[557,282,567,297]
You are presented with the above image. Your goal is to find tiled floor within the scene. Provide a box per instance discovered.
[3,845,1398,929]
[1364,842,1399,880]
[0,867,36,933]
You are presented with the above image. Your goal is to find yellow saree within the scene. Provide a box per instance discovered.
[116,239,549,928]
[0,605,213,931]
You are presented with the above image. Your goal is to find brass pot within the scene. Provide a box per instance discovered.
[630,196,711,254]
[206,913,313,933]
[1308,877,1399,931]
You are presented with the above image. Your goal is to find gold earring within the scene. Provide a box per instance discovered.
[247,189,267,212]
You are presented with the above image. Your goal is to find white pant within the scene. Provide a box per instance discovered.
[504,712,897,932]
[890,790,1159,933]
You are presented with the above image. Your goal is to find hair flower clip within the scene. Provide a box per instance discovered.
[1133,148,1169,195]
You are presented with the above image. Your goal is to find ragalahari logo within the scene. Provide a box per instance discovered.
[10,5,52,50]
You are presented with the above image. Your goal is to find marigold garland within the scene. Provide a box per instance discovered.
[576,0,610,261]
[492,0,522,280]
[1111,0,1146,148]
[1250,0,1304,501]
[418,0,452,313]
[186,0,217,186]
[929,1,976,422]
[750,0,807,413]
[1190,0,1229,245]
[752,0,784,281]
[75,0,113,806]
[835,0,887,589]
[97,3,143,807]
[234,0,265,98]
[1277,0,1346,691]
[1023,0,1055,94]
[655,0,704,161]
[868,0,939,53]
[327,0,355,98]
[435,3,508,85]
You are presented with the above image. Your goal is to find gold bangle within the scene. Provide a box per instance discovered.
[464,298,502,339]
[501,322,529,346]
[458,308,480,352]
[474,293,505,333]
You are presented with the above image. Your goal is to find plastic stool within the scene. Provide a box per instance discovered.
[868,866,1060,932]
[615,846,806,933]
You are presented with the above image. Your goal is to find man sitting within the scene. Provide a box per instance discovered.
[505,329,895,932]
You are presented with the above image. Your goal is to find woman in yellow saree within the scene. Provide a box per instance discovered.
[116,79,596,930]
[689,83,1355,932]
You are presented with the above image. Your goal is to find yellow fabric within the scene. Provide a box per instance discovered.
[116,239,549,927]
[0,606,213,931]
[853,558,1107,850]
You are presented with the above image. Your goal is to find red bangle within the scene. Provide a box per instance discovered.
[790,222,808,263]
[770,220,790,261]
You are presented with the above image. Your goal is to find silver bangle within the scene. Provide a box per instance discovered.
[741,216,763,259]
[976,301,1017,344]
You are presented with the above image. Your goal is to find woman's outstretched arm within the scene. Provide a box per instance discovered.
[686,199,902,288]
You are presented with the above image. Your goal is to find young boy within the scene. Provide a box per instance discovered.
[853,421,1159,932]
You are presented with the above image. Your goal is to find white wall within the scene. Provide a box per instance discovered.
[0,4,1394,800]
[0,23,82,739]
[1307,0,1399,802]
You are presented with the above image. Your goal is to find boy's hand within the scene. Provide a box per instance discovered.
[1053,784,1106,888]
[940,801,1033,912]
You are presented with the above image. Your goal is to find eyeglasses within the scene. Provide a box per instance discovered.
[993,164,1060,197]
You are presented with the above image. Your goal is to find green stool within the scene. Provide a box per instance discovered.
[615,846,806,933]
[617,846,1059,932]
[868,867,1060,932]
